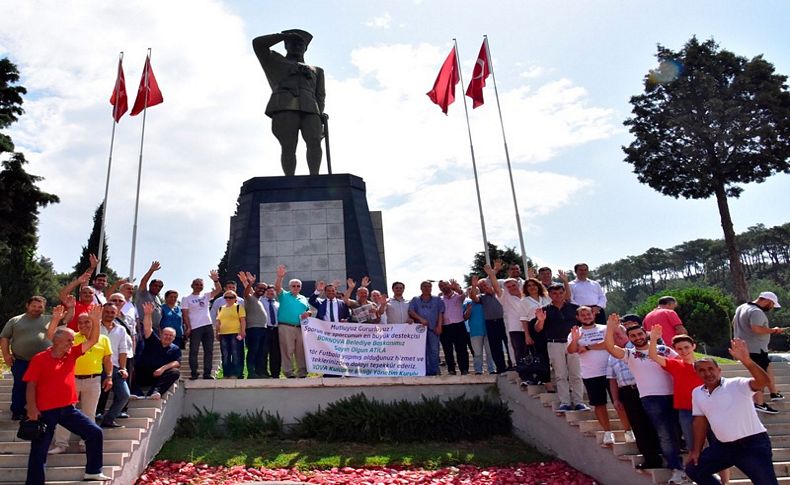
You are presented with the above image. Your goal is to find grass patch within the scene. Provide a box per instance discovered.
[694,352,737,365]
[156,435,544,470]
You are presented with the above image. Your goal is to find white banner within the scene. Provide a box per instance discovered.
[301,318,427,377]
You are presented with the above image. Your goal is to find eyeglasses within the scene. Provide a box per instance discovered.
[224,296,236,300]
[290,284,301,288]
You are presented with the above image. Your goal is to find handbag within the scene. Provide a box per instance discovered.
[17,419,48,441]
[516,346,550,384]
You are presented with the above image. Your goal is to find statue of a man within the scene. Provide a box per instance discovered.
[253,30,326,176]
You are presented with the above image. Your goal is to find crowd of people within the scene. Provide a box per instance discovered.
[0,254,784,484]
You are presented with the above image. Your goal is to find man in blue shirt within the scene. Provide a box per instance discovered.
[408,281,444,376]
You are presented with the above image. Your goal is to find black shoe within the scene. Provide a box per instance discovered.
[11,413,25,421]
[755,403,779,414]
[448,370,457,375]
[189,375,199,381]
[100,420,124,428]
[202,375,215,380]
[771,392,785,401]
[117,412,129,419]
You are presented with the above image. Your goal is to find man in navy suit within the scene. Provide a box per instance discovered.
[308,281,350,323]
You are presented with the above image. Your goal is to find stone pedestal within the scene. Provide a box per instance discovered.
[227,174,386,294]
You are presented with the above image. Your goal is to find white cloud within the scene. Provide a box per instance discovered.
[520,65,549,78]
[0,0,616,298]
[365,12,392,29]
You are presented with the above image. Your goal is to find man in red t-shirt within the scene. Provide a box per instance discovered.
[23,305,111,484]
[643,296,688,343]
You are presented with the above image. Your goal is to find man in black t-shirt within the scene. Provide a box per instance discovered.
[534,284,582,413]
[134,302,181,400]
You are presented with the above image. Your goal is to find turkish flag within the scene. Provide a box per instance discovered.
[466,40,490,109]
[130,56,163,116]
[427,47,459,115]
[109,58,128,122]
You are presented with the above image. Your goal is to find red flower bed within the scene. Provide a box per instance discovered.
[137,460,596,484]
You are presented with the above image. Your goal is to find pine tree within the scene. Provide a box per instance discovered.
[72,202,117,279]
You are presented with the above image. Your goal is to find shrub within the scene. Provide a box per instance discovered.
[293,393,512,443]
[633,286,735,354]
[175,406,283,439]
[174,406,222,438]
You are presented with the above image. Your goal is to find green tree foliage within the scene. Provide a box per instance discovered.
[465,242,533,285]
[623,37,790,303]
[0,58,59,323]
[0,58,26,153]
[633,286,736,354]
[217,240,230,282]
[0,153,59,322]
[71,202,118,280]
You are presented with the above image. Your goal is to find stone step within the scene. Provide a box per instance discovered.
[579,419,624,434]
[0,426,142,443]
[0,465,120,482]
[0,452,127,467]
[565,408,620,425]
[0,439,137,455]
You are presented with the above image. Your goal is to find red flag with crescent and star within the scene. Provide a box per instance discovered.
[427,47,459,115]
[466,39,490,109]
[109,58,128,122]
[130,56,163,116]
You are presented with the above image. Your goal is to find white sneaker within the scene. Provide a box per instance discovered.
[668,469,686,484]
[84,472,112,481]
[602,431,615,446]
[624,430,636,443]
[48,445,67,455]
[149,391,161,400]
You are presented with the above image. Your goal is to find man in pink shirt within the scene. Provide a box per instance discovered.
[643,296,688,343]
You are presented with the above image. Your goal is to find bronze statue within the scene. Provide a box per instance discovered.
[253,30,326,176]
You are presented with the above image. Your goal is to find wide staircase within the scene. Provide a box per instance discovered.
[500,363,790,484]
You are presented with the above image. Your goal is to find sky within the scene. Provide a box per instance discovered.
[0,0,788,298]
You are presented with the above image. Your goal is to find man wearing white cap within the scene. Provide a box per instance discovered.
[732,291,784,414]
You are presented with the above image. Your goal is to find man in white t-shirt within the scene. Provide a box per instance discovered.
[604,313,685,484]
[181,271,222,380]
[686,338,778,485]
[568,306,611,442]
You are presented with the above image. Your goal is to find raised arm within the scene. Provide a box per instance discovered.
[274,264,286,295]
[729,338,771,391]
[469,275,481,303]
[604,313,626,359]
[209,270,222,299]
[534,307,546,333]
[80,305,102,353]
[60,270,91,304]
[558,270,572,302]
[142,302,154,339]
[239,271,253,298]
[46,305,67,341]
[138,261,161,296]
[485,261,503,297]
[343,278,356,306]
[567,326,582,354]
[105,277,127,299]
[648,325,667,367]
[252,33,287,57]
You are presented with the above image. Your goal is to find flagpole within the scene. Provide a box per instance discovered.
[454,38,490,266]
[97,51,124,275]
[485,35,528,273]
[129,48,151,281]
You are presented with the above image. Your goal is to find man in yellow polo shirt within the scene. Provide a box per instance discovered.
[48,312,113,455]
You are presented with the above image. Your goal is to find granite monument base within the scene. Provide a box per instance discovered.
[227,174,386,294]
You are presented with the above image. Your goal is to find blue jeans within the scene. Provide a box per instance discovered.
[102,366,130,422]
[220,334,244,378]
[641,395,682,470]
[686,432,777,485]
[245,327,268,377]
[425,328,440,375]
[27,405,103,485]
[10,358,29,415]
